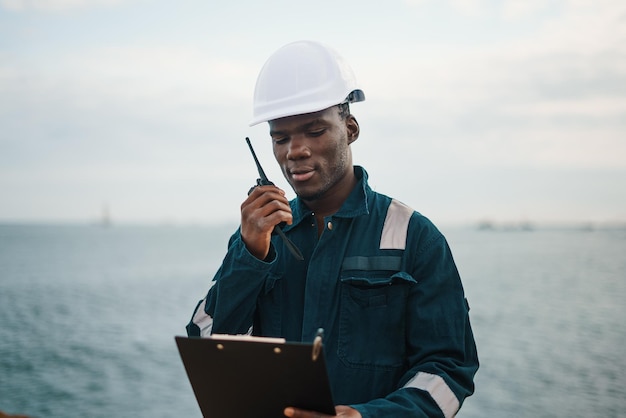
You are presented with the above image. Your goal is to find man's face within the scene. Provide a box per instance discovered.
[268,106,357,202]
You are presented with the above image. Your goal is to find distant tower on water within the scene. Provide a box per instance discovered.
[101,202,112,227]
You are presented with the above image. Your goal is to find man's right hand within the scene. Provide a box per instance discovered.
[241,184,293,260]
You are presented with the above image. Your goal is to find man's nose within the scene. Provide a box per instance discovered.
[286,135,311,160]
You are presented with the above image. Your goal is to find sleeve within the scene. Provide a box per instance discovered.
[352,223,479,418]
[186,230,277,337]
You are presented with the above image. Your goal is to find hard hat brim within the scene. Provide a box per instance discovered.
[249,89,365,126]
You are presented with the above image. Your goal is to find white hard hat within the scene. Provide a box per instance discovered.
[249,40,365,126]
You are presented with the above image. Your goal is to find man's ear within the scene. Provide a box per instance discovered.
[346,115,360,144]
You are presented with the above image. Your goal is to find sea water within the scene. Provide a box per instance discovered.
[0,224,624,417]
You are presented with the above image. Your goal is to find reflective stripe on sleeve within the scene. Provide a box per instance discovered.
[191,298,214,337]
[404,372,460,418]
[379,199,414,250]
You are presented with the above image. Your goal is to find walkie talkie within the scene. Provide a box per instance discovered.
[245,137,304,261]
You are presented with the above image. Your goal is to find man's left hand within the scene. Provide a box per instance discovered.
[284,405,362,418]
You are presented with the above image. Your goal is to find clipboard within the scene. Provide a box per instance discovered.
[175,334,335,418]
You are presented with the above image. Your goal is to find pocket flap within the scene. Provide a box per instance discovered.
[341,271,416,287]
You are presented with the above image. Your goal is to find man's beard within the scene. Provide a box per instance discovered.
[295,148,350,203]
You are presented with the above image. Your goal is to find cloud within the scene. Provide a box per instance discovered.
[0,0,130,12]
[1,0,624,223]
[0,45,257,136]
[501,1,549,20]
[450,0,487,17]
[0,43,256,189]
[63,45,255,104]
[352,0,626,171]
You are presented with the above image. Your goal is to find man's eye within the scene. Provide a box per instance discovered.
[308,129,325,137]
[274,137,288,145]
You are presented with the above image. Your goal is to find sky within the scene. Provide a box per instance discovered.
[1,0,625,227]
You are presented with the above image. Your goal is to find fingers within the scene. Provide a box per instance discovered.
[244,185,289,212]
[242,185,292,229]
[241,185,293,260]
[283,406,362,418]
[284,407,324,418]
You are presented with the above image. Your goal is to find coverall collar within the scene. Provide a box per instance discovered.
[285,166,371,232]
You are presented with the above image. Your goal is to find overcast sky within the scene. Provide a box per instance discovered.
[1,0,625,227]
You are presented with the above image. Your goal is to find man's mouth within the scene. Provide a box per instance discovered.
[290,168,315,182]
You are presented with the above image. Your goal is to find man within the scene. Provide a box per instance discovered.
[187,40,478,418]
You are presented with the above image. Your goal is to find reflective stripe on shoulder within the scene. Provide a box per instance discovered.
[191,298,214,337]
[380,199,414,250]
[404,372,460,418]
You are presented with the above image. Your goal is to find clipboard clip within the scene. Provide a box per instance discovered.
[312,328,324,361]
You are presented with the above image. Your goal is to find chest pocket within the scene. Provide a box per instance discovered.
[338,263,416,370]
